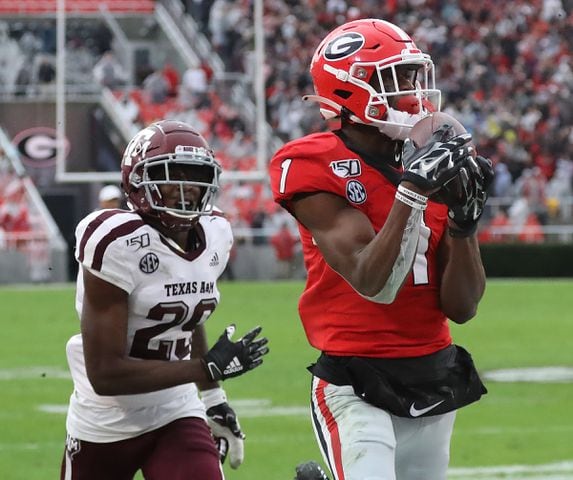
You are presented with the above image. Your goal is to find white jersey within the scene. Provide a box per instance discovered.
[65,208,233,443]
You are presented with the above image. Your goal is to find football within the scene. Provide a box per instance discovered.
[408,111,474,153]
[408,111,475,204]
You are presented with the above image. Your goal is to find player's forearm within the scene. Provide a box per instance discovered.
[191,324,221,391]
[85,357,209,396]
[439,234,486,323]
[350,199,420,298]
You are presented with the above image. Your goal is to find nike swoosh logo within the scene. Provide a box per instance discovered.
[419,156,444,173]
[409,400,445,417]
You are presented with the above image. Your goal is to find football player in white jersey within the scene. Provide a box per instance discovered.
[61,120,269,480]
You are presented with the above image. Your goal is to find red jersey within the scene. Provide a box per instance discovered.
[269,132,452,358]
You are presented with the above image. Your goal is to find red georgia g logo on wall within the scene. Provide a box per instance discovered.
[12,127,70,168]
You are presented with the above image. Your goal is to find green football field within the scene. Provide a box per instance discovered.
[0,280,572,480]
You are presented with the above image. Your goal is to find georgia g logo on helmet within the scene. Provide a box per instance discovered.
[323,32,365,61]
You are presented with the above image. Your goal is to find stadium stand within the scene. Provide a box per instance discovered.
[175,0,573,243]
[0,0,572,283]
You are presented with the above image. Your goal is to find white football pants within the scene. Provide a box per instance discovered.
[310,376,456,480]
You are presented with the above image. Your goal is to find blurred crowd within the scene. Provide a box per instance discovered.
[0,0,572,246]
[180,0,573,242]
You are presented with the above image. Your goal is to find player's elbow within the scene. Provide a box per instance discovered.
[445,304,477,324]
[87,372,118,396]
[85,361,124,396]
[360,286,398,304]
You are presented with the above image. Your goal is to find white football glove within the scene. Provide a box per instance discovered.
[201,387,245,469]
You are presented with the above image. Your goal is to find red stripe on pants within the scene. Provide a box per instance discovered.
[315,379,345,480]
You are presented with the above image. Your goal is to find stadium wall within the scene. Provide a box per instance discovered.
[480,244,573,277]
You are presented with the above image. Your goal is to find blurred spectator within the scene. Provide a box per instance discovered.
[515,167,548,224]
[508,197,530,232]
[36,54,56,83]
[0,20,24,91]
[142,68,170,104]
[492,161,514,198]
[250,209,267,246]
[162,62,180,98]
[518,213,545,243]
[118,90,142,127]
[98,184,123,210]
[92,50,127,89]
[179,65,209,109]
[546,159,573,221]
[270,222,299,279]
[184,0,215,35]
[479,209,511,244]
[0,176,31,249]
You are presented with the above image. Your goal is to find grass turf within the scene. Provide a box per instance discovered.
[0,280,571,479]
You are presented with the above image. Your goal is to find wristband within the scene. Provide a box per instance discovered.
[397,184,428,204]
[395,191,427,210]
[200,387,228,409]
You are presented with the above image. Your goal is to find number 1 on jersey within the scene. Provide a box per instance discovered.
[279,158,293,194]
[413,217,431,285]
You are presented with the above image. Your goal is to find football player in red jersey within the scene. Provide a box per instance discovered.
[269,19,493,480]
[61,120,269,480]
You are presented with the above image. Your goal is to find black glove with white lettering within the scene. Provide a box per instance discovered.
[201,387,245,469]
[203,325,269,381]
[401,125,474,193]
[207,402,245,468]
[206,402,245,468]
[442,155,494,237]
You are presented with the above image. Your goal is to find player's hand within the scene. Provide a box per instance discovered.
[203,325,269,381]
[206,402,245,469]
[443,155,494,237]
[401,124,474,193]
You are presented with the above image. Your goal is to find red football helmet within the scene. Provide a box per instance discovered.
[306,18,441,140]
[121,120,221,229]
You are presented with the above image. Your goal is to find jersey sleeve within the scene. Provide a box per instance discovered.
[203,208,233,278]
[75,210,146,293]
[269,133,345,209]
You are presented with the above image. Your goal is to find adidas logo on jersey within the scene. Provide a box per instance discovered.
[223,357,243,376]
[209,252,220,267]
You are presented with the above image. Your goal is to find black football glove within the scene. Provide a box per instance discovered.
[401,124,474,192]
[442,155,495,237]
[203,325,269,381]
[206,402,245,469]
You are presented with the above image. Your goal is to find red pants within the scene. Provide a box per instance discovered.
[60,417,223,480]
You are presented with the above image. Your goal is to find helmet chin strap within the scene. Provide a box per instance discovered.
[376,108,427,141]
[302,94,342,119]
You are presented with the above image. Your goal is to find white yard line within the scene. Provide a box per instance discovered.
[449,461,573,479]
[0,366,71,380]
[455,425,573,435]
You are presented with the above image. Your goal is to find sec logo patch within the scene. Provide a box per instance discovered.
[346,180,367,204]
[139,252,159,273]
